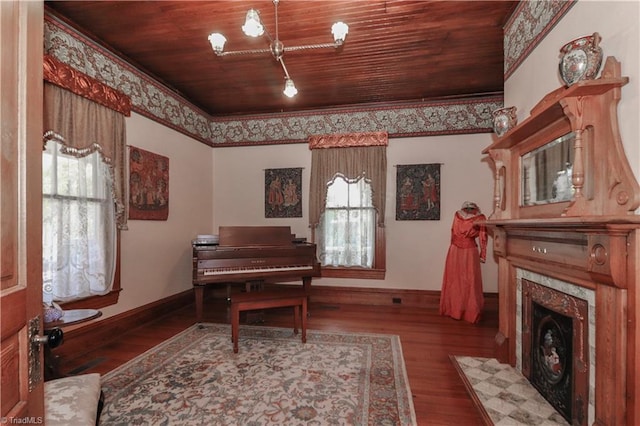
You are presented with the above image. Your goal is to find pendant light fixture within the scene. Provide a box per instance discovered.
[208,0,348,98]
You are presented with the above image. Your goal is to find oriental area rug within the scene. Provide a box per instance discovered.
[100,323,417,425]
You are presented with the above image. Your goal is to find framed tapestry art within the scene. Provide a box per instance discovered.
[129,146,169,220]
[265,168,302,218]
[396,163,441,220]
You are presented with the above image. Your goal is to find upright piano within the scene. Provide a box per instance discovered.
[192,226,321,321]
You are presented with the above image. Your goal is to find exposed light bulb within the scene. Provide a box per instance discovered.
[242,9,264,37]
[283,78,298,98]
[208,33,227,54]
[331,22,349,45]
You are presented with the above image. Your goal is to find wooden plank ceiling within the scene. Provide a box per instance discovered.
[45,1,518,117]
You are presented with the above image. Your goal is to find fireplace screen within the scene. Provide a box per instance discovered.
[521,279,589,426]
[531,302,573,421]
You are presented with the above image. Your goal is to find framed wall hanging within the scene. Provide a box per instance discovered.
[265,167,302,218]
[396,163,441,220]
[128,146,169,220]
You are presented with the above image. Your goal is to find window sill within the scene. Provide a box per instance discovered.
[58,288,121,310]
[320,267,385,280]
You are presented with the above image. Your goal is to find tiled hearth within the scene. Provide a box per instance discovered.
[453,356,570,425]
[454,269,599,425]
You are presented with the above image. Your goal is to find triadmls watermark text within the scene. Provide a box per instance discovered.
[1,417,43,424]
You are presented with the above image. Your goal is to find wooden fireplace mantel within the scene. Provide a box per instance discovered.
[489,217,640,290]
[483,57,640,425]
[487,218,639,425]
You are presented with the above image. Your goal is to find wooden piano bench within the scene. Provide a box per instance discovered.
[230,289,307,354]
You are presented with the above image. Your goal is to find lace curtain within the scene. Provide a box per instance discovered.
[42,140,116,303]
[317,175,376,267]
[42,82,126,302]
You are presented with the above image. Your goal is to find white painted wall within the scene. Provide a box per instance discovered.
[212,133,498,292]
[99,113,215,319]
[505,0,640,184]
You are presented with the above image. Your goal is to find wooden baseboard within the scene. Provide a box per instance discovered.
[286,284,497,310]
[202,283,445,307]
[54,290,193,363]
[309,285,442,308]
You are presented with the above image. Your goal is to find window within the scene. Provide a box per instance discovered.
[308,132,388,279]
[41,71,130,309]
[42,140,116,304]
[318,175,375,268]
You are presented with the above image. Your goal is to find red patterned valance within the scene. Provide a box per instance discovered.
[43,54,131,116]
[308,131,388,149]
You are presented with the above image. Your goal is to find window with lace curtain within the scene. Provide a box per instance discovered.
[309,132,387,279]
[42,57,130,308]
[42,141,116,303]
[317,175,375,268]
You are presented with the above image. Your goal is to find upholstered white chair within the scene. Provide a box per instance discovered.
[44,373,103,426]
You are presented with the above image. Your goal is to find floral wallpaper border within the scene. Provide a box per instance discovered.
[504,1,576,79]
[44,2,572,147]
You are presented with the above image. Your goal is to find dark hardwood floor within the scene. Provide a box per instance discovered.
[61,296,499,425]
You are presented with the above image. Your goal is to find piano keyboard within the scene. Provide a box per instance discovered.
[202,265,314,276]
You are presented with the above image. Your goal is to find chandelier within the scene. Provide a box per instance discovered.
[208,0,349,98]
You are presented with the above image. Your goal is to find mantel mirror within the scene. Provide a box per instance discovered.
[520,132,575,206]
[484,57,639,220]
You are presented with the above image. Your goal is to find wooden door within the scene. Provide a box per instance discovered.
[1,0,45,420]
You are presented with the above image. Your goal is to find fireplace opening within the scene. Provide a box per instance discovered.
[531,302,573,423]
[521,278,589,426]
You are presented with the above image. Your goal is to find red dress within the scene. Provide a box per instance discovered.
[439,210,488,323]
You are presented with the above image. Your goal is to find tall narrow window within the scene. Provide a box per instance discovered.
[42,57,130,307]
[42,141,116,303]
[318,175,375,267]
[309,132,387,279]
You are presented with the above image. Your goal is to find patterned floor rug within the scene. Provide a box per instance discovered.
[100,323,416,425]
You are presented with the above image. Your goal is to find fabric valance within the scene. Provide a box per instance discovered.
[43,83,128,229]
[309,132,388,227]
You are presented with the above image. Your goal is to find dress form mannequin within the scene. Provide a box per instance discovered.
[439,201,487,323]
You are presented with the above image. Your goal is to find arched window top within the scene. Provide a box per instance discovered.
[326,174,373,208]
[308,133,387,228]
